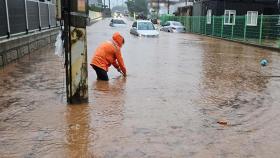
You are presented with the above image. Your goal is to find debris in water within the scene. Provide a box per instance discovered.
[260,59,268,67]
[217,120,228,125]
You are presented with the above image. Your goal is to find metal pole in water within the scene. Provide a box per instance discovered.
[62,0,89,104]
[167,0,169,14]
[4,0,10,38]
[259,14,263,45]
[243,16,247,41]
[212,15,215,36]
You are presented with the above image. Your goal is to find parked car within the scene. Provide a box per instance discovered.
[113,11,123,18]
[109,19,126,27]
[130,20,159,37]
[160,21,185,33]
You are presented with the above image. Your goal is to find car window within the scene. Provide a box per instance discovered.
[172,22,183,26]
[137,22,155,30]
[113,19,125,24]
[163,22,170,26]
[132,22,137,27]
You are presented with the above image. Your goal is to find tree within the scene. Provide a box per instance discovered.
[126,0,148,15]
[88,4,102,12]
[126,0,136,15]
[112,5,128,12]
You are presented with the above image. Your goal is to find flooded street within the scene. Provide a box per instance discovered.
[1,18,280,158]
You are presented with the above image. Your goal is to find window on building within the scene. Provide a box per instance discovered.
[247,11,258,26]
[207,9,212,24]
[224,10,236,25]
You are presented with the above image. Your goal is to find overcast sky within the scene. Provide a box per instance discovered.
[110,0,126,8]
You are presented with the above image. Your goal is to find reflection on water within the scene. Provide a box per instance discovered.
[65,104,91,157]
[63,77,127,157]
[1,19,280,158]
[199,39,271,106]
[90,77,127,126]
[193,37,280,158]
[88,77,127,157]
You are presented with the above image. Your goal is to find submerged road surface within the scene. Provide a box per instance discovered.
[1,19,280,158]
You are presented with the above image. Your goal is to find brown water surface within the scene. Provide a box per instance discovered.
[1,19,280,158]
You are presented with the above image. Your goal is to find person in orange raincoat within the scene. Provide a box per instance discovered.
[90,32,127,81]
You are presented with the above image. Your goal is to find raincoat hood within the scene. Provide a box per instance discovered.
[112,32,124,48]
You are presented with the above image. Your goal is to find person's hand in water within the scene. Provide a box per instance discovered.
[117,68,126,77]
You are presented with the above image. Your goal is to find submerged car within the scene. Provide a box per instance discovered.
[160,21,185,33]
[109,19,126,27]
[130,20,159,37]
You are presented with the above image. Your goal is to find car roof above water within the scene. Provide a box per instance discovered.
[112,18,125,21]
[136,20,153,23]
[167,21,182,23]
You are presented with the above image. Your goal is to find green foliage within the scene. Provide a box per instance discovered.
[126,0,148,15]
[88,4,102,12]
[112,5,128,12]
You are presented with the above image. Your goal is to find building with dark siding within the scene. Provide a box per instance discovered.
[193,0,279,16]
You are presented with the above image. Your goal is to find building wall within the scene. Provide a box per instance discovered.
[193,0,279,16]
[0,28,59,67]
[170,2,187,14]
[176,6,192,16]
[192,1,202,16]
[148,0,193,15]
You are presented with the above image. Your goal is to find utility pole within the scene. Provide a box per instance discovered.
[157,0,160,16]
[277,0,280,47]
[62,0,89,104]
[167,0,169,14]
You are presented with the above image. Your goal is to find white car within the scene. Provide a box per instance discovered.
[160,21,185,33]
[109,19,126,27]
[130,20,159,37]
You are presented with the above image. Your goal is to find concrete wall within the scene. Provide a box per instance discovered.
[0,28,59,67]
[89,10,102,20]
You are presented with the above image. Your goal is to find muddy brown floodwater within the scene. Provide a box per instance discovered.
[1,19,280,158]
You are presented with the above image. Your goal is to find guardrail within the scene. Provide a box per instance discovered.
[160,15,280,49]
[0,0,58,39]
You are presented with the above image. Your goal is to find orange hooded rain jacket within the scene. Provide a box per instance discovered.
[90,32,126,75]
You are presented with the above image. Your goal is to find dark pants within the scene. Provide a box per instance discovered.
[91,64,109,81]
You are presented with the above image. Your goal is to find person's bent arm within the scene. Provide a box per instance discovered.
[112,60,120,71]
[115,51,126,76]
